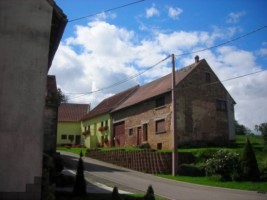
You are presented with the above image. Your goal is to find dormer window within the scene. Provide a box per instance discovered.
[155,96,165,108]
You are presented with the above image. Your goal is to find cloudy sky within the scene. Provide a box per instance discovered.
[50,0,267,131]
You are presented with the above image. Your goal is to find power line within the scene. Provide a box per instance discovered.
[68,68,267,112]
[66,25,267,98]
[175,25,267,57]
[67,55,171,100]
[68,0,145,23]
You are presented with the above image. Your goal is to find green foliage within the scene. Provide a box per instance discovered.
[144,185,155,200]
[177,164,205,177]
[255,122,267,144]
[112,186,121,200]
[73,154,86,196]
[57,88,68,104]
[240,139,261,182]
[205,150,240,181]
[235,120,252,135]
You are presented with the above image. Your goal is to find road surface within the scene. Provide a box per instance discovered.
[59,151,267,200]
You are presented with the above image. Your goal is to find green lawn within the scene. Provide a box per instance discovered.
[57,147,87,156]
[158,175,267,192]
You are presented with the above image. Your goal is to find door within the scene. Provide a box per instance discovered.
[137,127,142,145]
[75,135,81,145]
[113,121,125,147]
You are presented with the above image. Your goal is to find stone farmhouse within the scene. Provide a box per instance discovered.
[111,57,236,149]
[57,57,236,151]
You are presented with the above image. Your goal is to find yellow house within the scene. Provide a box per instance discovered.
[81,85,139,149]
[57,103,89,146]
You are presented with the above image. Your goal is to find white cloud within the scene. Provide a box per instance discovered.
[167,7,183,19]
[146,4,160,18]
[257,48,267,56]
[226,11,246,24]
[49,19,267,131]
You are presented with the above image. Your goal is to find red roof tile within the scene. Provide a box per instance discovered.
[58,103,89,122]
[112,59,203,112]
[82,85,139,120]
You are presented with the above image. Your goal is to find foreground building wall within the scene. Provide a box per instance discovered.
[0,1,66,199]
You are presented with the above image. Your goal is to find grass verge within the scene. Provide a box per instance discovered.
[158,175,267,192]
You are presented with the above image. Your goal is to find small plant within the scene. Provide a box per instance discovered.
[112,186,121,200]
[144,185,155,200]
[205,149,240,181]
[240,138,261,181]
[73,152,86,196]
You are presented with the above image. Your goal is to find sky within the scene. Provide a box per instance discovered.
[50,0,267,132]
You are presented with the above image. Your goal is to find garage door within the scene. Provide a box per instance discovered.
[113,121,125,147]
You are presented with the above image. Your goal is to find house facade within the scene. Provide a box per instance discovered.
[57,103,89,146]
[0,1,66,199]
[81,85,139,149]
[111,57,236,150]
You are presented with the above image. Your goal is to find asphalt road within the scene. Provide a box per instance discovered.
[59,151,267,200]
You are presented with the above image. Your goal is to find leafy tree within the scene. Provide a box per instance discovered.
[144,185,155,200]
[240,138,261,182]
[57,88,68,104]
[73,152,86,196]
[255,122,267,143]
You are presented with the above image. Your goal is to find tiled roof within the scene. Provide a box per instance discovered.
[112,59,204,112]
[58,103,89,122]
[82,85,139,121]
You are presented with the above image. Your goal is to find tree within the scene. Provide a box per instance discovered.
[112,186,121,200]
[235,120,252,135]
[73,152,86,196]
[144,185,155,200]
[255,122,267,143]
[57,88,68,104]
[240,138,260,181]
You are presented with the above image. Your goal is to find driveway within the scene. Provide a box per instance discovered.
[59,151,267,200]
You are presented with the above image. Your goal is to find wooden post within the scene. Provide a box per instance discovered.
[171,54,178,176]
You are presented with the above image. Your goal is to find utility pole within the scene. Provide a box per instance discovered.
[171,54,178,176]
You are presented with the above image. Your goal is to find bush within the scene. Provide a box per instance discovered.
[240,139,261,181]
[177,164,205,177]
[205,149,240,181]
[112,186,121,200]
[73,153,86,196]
[144,185,155,200]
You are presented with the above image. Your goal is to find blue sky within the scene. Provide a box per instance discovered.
[50,0,267,131]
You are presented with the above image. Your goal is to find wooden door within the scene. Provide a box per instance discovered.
[113,121,125,147]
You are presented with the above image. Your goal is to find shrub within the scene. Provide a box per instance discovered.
[112,186,121,200]
[144,185,155,200]
[177,164,205,177]
[73,153,86,196]
[205,149,240,181]
[240,138,261,181]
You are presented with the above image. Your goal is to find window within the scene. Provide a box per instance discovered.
[205,72,211,83]
[129,128,133,136]
[143,123,148,141]
[101,121,104,127]
[157,143,162,150]
[155,96,165,108]
[216,100,227,111]
[105,120,108,126]
[156,119,165,134]
[61,134,67,140]
[68,135,74,142]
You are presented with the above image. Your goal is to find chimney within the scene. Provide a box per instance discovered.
[195,55,200,63]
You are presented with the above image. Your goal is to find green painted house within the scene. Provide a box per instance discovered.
[81,85,139,149]
[57,103,89,146]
